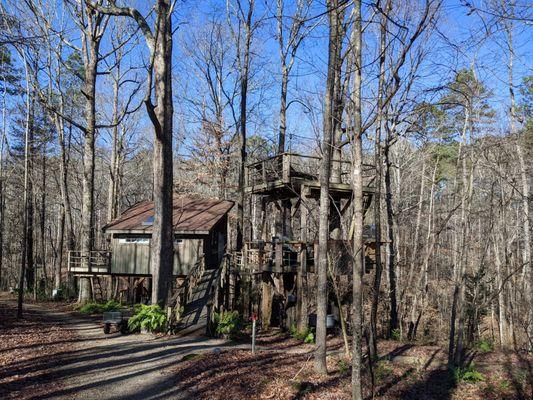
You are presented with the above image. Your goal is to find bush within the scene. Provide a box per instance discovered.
[337,358,350,374]
[76,300,123,315]
[454,364,485,383]
[214,311,241,337]
[128,304,168,333]
[290,325,315,344]
[391,328,401,341]
[375,361,394,380]
[476,340,493,353]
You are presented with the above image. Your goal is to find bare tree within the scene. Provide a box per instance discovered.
[90,0,175,305]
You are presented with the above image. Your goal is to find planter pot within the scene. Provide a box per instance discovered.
[308,314,337,329]
[141,327,150,334]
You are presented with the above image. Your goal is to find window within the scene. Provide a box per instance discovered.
[142,216,154,226]
[119,237,150,245]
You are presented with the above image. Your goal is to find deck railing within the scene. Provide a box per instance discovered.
[245,152,374,190]
[230,240,315,273]
[67,250,111,274]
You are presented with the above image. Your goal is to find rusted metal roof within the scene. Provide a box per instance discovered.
[103,196,234,234]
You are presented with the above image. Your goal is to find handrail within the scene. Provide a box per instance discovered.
[168,255,206,325]
[246,152,375,169]
[68,250,111,273]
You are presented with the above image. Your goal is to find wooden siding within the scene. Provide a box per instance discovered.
[110,237,204,276]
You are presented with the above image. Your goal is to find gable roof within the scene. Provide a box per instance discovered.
[103,196,234,235]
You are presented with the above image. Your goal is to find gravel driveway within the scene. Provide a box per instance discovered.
[20,304,226,400]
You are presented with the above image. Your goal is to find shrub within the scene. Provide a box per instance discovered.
[128,304,167,333]
[337,358,350,374]
[375,361,394,380]
[290,325,315,343]
[391,328,401,341]
[76,300,123,315]
[454,364,485,383]
[476,340,493,353]
[499,380,510,390]
[214,311,241,337]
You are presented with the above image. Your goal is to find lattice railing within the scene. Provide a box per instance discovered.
[68,250,111,274]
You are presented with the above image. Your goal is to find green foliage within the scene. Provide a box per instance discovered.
[337,358,350,374]
[375,361,394,380]
[213,311,241,336]
[182,353,201,362]
[391,328,401,341]
[290,325,315,343]
[499,379,510,389]
[454,364,485,383]
[76,300,123,315]
[128,304,167,333]
[0,44,21,95]
[475,340,493,353]
[304,331,315,344]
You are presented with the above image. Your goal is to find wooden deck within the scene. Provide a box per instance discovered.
[245,152,374,197]
[68,250,111,275]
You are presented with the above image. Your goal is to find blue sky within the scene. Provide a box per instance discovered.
[2,0,532,158]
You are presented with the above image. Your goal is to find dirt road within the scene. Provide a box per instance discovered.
[2,300,226,400]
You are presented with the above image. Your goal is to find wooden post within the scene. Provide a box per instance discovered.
[297,189,309,331]
[282,153,291,184]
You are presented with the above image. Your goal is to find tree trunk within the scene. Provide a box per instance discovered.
[17,55,32,318]
[236,1,253,251]
[150,1,174,305]
[384,131,398,336]
[369,0,389,358]
[315,0,338,375]
[78,24,100,303]
[351,1,364,398]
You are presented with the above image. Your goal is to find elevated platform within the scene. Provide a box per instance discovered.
[68,250,111,275]
[245,152,374,198]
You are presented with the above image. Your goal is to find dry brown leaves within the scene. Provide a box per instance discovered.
[171,339,532,400]
[0,299,77,399]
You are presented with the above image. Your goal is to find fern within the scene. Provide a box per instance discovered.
[128,304,167,333]
[454,364,485,383]
[214,311,241,336]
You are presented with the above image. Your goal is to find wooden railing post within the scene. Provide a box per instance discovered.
[282,153,291,184]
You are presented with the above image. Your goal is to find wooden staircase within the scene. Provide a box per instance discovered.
[174,269,219,336]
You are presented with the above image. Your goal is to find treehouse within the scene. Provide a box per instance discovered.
[68,196,234,277]
[235,152,376,275]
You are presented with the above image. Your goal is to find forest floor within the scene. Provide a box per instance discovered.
[1,292,531,400]
[171,338,532,400]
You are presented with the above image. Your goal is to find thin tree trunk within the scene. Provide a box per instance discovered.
[351,1,364,397]
[384,129,398,336]
[236,0,254,251]
[369,0,389,358]
[17,53,32,318]
[315,0,338,375]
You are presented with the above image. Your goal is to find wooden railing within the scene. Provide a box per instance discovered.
[68,250,111,274]
[167,256,206,325]
[245,152,374,190]
[230,240,314,273]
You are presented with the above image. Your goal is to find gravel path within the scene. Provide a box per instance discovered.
[19,303,227,400]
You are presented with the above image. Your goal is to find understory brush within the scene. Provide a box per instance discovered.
[214,311,241,338]
[75,300,123,314]
[454,363,485,383]
[128,304,167,333]
[290,325,315,344]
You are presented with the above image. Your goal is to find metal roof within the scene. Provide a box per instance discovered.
[103,196,234,235]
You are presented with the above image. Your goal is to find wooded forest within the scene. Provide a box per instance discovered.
[0,1,531,399]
